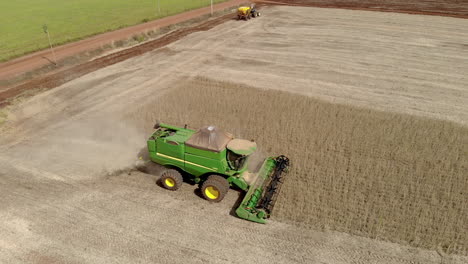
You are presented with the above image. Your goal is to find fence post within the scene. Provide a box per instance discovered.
[42,24,57,65]
[158,0,160,15]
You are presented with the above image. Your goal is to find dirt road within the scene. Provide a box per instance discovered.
[1,5,467,263]
[0,0,246,85]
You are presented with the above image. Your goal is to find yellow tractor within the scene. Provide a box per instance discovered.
[237,4,260,20]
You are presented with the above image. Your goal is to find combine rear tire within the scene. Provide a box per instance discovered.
[201,175,229,202]
[160,169,183,191]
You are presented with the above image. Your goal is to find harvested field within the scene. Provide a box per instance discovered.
[260,0,468,18]
[1,5,468,263]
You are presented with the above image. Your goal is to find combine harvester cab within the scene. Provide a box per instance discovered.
[146,123,289,224]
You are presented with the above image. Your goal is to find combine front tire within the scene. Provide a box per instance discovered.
[160,169,183,191]
[201,175,229,202]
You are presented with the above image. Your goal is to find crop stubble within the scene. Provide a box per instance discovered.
[1,4,467,260]
[129,77,468,255]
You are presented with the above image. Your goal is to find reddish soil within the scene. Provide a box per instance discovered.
[258,0,468,18]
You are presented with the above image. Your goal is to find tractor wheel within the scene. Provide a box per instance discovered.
[201,175,229,202]
[257,12,261,16]
[160,169,183,191]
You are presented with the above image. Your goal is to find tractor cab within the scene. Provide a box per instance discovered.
[250,4,257,14]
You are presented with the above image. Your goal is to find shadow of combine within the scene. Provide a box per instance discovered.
[229,190,244,218]
[41,56,57,66]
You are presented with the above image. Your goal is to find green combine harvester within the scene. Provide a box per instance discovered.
[146,123,289,223]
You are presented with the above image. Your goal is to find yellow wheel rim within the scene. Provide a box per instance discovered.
[205,186,219,200]
[165,178,175,188]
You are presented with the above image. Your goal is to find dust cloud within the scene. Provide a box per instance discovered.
[6,117,148,179]
[248,149,266,172]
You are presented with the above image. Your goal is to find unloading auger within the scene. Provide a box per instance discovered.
[145,123,290,223]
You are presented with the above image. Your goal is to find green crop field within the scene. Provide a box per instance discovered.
[0,0,228,62]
